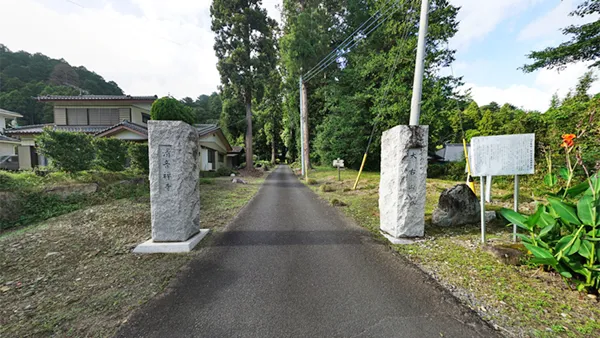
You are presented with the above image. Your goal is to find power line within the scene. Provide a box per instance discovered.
[304,2,402,82]
[352,0,418,189]
[302,0,398,80]
[302,0,401,82]
[361,0,419,153]
[65,0,84,8]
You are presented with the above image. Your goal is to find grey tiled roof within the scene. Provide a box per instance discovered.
[195,124,221,137]
[436,144,470,162]
[95,121,148,137]
[5,124,110,135]
[36,95,158,101]
[0,134,20,143]
[0,108,23,118]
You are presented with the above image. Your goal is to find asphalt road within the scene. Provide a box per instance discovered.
[116,165,498,338]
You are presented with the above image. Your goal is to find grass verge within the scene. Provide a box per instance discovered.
[300,167,600,337]
[0,175,264,337]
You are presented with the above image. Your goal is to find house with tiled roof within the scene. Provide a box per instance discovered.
[6,95,157,169]
[0,108,23,157]
[195,124,243,171]
[4,95,242,171]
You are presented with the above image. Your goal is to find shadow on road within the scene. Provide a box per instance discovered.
[211,230,367,246]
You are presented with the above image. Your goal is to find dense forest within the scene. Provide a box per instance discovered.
[0,44,124,125]
[210,0,600,170]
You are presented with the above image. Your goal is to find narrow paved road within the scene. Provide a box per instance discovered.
[117,165,498,338]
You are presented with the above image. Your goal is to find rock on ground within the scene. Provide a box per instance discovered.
[432,184,481,227]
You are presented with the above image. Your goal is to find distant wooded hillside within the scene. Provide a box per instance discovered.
[0,44,124,125]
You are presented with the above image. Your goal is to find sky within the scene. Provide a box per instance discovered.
[0,0,598,112]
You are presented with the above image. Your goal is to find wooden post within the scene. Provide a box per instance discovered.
[301,81,309,178]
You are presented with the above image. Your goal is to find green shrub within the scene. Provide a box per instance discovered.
[199,178,215,185]
[307,178,318,185]
[445,161,467,181]
[0,180,149,230]
[150,96,196,125]
[427,163,445,178]
[255,160,270,168]
[36,128,95,173]
[320,184,335,192]
[128,143,149,174]
[200,171,220,178]
[216,166,231,176]
[93,138,127,171]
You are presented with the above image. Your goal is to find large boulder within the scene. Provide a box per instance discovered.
[432,184,480,227]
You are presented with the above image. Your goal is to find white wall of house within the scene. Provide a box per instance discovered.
[0,116,5,133]
[53,102,151,126]
[0,143,16,156]
[108,129,147,141]
[17,146,32,170]
[199,132,231,171]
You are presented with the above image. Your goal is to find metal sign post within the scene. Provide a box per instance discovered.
[513,175,519,242]
[471,133,535,244]
[480,176,486,243]
[333,158,344,181]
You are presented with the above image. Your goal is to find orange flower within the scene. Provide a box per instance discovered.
[561,134,576,148]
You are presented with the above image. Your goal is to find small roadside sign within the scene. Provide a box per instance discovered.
[333,158,344,181]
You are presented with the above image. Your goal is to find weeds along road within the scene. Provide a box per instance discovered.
[116,165,498,338]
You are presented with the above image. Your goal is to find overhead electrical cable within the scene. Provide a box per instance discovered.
[303,0,402,82]
[302,0,398,80]
[352,0,419,189]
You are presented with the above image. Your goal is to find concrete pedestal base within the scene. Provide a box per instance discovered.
[380,231,425,245]
[133,229,210,253]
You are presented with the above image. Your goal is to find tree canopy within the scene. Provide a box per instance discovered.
[523,0,600,72]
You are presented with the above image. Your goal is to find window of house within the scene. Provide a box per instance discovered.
[66,108,88,125]
[142,113,151,123]
[208,149,215,164]
[218,154,224,163]
[89,108,120,125]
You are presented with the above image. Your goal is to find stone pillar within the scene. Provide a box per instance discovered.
[379,125,428,238]
[148,120,200,242]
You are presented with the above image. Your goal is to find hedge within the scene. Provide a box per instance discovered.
[36,128,95,173]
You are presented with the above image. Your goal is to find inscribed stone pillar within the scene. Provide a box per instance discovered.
[148,120,200,242]
[379,125,428,238]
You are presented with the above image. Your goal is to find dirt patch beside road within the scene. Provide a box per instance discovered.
[0,176,264,337]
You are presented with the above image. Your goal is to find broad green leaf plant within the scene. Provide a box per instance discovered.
[500,124,600,293]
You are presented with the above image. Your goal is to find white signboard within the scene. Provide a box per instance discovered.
[471,134,535,176]
[333,158,344,168]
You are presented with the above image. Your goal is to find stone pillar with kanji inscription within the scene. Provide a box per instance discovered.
[148,120,200,242]
[379,125,428,238]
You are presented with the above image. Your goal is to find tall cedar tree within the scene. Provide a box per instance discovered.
[210,0,278,169]
[523,0,600,72]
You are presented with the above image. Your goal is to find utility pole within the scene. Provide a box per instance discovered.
[299,76,305,176]
[409,0,430,126]
[301,79,309,178]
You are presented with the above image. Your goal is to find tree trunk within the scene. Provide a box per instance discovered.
[245,100,253,169]
[271,139,276,164]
